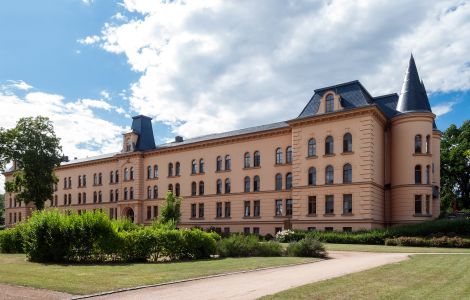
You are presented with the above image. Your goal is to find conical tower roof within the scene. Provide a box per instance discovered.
[396,54,432,112]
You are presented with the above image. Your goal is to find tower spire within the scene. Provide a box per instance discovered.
[396,54,432,112]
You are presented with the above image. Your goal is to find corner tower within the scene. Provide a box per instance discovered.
[390,55,440,224]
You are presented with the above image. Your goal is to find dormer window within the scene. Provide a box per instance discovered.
[325,94,334,113]
[126,138,132,152]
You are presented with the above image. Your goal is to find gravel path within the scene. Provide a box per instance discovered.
[0,283,70,300]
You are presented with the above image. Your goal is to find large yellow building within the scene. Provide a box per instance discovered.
[3,55,441,234]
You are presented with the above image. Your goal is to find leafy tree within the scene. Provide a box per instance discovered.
[0,193,4,226]
[159,191,182,225]
[440,120,470,210]
[0,117,62,210]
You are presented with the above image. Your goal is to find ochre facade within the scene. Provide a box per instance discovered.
[3,56,442,234]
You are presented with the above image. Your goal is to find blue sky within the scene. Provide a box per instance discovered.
[0,0,469,176]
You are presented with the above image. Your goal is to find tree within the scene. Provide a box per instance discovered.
[440,120,470,210]
[0,117,62,210]
[0,193,4,227]
[159,191,182,224]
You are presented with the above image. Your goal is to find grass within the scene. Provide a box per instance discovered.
[324,243,470,253]
[260,254,470,300]
[0,254,316,295]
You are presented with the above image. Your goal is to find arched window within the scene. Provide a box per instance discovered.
[308,138,316,157]
[275,173,282,190]
[244,152,251,168]
[225,178,231,194]
[254,151,261,167]
[343,133,352,153]
[343,164,352,183]
[126,138,132,152]
[253,175,260,192]
[325,136,334,155]
[175,183,181,196]
[325,94,334,112]
[130,167,134,180]
[325,165,334,184]
[216,156,222,171]
[124,188,128,200]
[168,163,173,177]
[308,167,316,186]
[168,184,173,193]
[199,159,205,173]
[79,175,82,187]
[83,192,87,203]
[415,135,422,153]
[286,146,293,164]
[93,191,97,203]
[286,173,293,189]
[98,191,102,202]
[216,179,222,194]
[153,165,158,178]
[147,166,152,179]
[109,171,114,184]
[426,135,431,154]
[153,185,158,199]
[93,173,97,185]
[191,159,197,174]
[109,190,113,202]
[124,168,129,181]
[114,172,118,183]
[244,176,251,192]
[113,190,117,202]
[275,147,283,164]
[147,186,152,199]
[78,193,82,204]
[415,165,422,184]
[129,187,134,200]
[199,181,204,195]
[175,162,181,176]
[225,155,231,170]
[426,165,431,184]
[191,181,197,196]
[98,173,102,185]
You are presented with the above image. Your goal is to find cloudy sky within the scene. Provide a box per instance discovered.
[1,0,470,192]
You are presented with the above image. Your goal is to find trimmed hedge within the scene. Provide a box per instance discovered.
[385,236,470,248]
[217,234,283,257]
[0,224,25,253]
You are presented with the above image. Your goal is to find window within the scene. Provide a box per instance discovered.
[275,227,282,234]
[308,227,316,231]
[224,202,231,217]
[253,175,260,192]
[83,175,87,186]
[109,172,114,184]
[244,176,250,193]
[275,147,283,164]
[78,193,82,204]
[191,160,197,174]
[286,146,293,164]
[114,190,117,202]
[225,155,231,170]
[244,201,250,217]
[79,175,82,187]
[343,164,352,183]
[275,173,282,191]
[124,168,129,181]
[425,195,430,214]
[83,192,87,203]
[93,191,97,203]
[286,173,293,189]
[153,185,158,199]
[343,133,352,153]
[199,181,204,195]
[253,227,260,235]
[153,206,158,219]
[224,227,230,234]
[199,159,205,173]
[126,138,132,152]
[147,166,152,179]
[153,165,158,178]
[326,165,334,184]
[168,184,173,193]
[147,206,151,220]
[113,172,117,183]
[415,195,422,214]
[343,227,352,232]
[244,227,250,234]
[191,204,197,218]
[426,165,430,184]
[175,162,181,176]
[130,187,134,200]
[325,136,334,155]
[216,156,222,171]
[130,167,134,180]
[244,152,251,168]
[254,200,260,217]
[343,194,352,214]
[98,191,102,203]
[426,135,431,154]
[254,151,261,167]
[415,165,422,184]
[308,138,316,157]
[168,163,173,177]
[93,173,97,185]
[98,173,102,185]
[325,94,334,112]
[110,190,114,202]
[124,188,128,200]
[147,186,152,199]
[325,227,334,232]
[286,199,293,216]
[191,182,197,196]
[68,177,72,189]
[415,135,422,153]
[325,195,334,214]
[216,179,222,194]
[198,203,204,218]
[308,196,316,215]
[275,199,283,216]
[225,178,231,194]
[216,202,223,218]
[175,183,180,197]
[308,167,316,185]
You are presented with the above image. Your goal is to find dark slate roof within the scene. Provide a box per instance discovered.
[372,93,400,118]
[396,54,432,113]
[61,152,118,166]
[131,115,156,151]
[297,80,374,119]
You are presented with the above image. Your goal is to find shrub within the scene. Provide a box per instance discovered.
[287,237,327,258]
[276,229,306,243]
[256,241,284,256]
[385,236,470,248]
[306,230,386,245]
[217,234,283,257]
[0,224,25,253]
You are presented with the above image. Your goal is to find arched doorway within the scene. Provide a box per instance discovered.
[123,207,135,223]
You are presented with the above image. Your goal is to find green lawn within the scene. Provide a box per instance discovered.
[260,254,470,300]
[0,254,316,295]
[325,243,470,253]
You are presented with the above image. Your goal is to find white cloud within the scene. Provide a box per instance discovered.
[81,0,93,6]
[78,35,101,45]
[432,101,457,117]
[100,90,111,100]
[90,0,470,139]
[0,82,127,193]
[6,80,33,91]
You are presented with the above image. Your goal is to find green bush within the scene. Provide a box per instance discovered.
[307,230,386,245]
[385,236,470,248]
[256,241,284,256]
[287,237,327,258]
[275,229,306,243]
[217,234,283,257]
[0,224,25,253]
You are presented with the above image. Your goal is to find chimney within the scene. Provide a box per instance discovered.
[175,136,183,143]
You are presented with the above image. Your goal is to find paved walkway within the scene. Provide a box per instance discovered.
[0,283,70,300]
[85,251,412,300]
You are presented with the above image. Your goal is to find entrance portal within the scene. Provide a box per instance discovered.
[123,207,135,223]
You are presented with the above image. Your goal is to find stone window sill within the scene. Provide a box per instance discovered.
[341,151,354,155]
[306,213,317,217]
[323,154,336,158]
[306,155,318,160]
[323,213,335,217]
